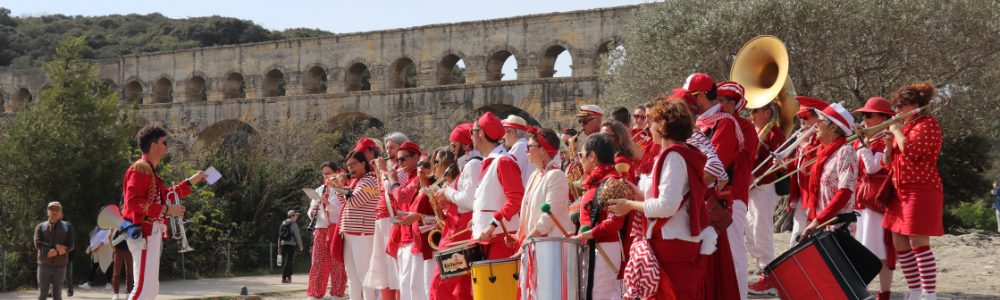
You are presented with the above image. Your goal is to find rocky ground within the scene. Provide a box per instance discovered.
[260,230,1000,300]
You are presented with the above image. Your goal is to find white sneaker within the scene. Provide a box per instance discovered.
[112,294,119,300]
[79,282,92,290]
[105,283,113,290]
[921,292,937,300]
[904,290,922,300]
[308,297,321,300]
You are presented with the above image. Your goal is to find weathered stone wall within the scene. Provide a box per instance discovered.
[0,5,636,160]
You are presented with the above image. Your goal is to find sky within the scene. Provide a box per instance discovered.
[5,0,648,80]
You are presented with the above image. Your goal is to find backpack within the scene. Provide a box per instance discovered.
[279,221,293,241]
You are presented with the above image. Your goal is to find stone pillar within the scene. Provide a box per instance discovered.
[244,87,264,99]
[416,74,438,87]
[328,82,347,94]
[516,67,541,80]
[369,78,391,91]
[141,91,155,105]
[463,70,490,83]
[171,92,189,103]
[207,88,225,101]
[571,56,597,76]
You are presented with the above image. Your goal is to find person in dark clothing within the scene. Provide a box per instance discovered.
[278,210,304,283]
[35,201,75,300]
[992,181,1000,232]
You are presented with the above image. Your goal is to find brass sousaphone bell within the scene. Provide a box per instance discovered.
[731,36,798,139]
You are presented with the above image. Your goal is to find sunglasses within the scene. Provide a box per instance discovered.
[526,144,542,150]
[397,154,413,162]
[417,161,432,169]
[632,114,647,120]
[578,117,597,125]
[469,128,482,134]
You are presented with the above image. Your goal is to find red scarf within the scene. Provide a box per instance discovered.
[651,143,711,237]
[582,163,618,190]
[695,104,744,147]
[806,136,847,210]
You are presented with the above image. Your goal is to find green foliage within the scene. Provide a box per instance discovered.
[600,0,1000,226]
[453,65,466,84]
[0,36,135,289]
[0,8,333,70]
[947,199,999,232]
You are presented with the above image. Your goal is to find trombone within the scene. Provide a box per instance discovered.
[753,96,952,190]
[750,124,817,177]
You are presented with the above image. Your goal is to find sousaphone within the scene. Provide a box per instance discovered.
[731,36,798,138]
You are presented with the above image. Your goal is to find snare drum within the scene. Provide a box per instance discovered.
[471,258,519,300]
[434,243,484,279]
[521,237,587,300]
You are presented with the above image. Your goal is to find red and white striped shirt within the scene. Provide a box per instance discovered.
[337,172,379,234]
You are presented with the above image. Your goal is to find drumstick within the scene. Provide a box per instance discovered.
[442,227,470,241]
[579,225,619,274]
[540,203,570,237]
[496,213,514,241]
[444,234,501,248]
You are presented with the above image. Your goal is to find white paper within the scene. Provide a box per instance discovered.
[303,188,323,200]
[204,166,222,184]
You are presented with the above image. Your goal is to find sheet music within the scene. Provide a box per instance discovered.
[204,166,222,184]
[303,188,323,200]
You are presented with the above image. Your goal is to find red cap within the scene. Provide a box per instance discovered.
[353,138,377,152]
[477,112,505,140]
[399,141,420,156]
[852,97,894,116]
[450,123,474,145]
[795,96,829,114]
[683,73,715,92]
[670,88,701,115]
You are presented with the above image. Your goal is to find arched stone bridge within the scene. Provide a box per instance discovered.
[0,5,636,160]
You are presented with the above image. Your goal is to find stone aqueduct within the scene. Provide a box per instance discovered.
[0,5,636,160]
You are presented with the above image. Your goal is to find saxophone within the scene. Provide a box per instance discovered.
[426,165,454,250]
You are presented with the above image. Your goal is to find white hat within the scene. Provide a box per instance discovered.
[577,105,604,117]
[502,115,529,131]
[815,103,855,136]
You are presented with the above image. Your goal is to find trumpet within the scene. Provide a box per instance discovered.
[166,182,194,253]
[754,96,952,190]
[631,125,653,149]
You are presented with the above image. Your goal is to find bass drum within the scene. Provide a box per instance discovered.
[521,237,588,300]
[471,258,519,300]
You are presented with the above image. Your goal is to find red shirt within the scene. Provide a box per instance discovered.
[122,156,191,238]
[885,116,943,190]
[731,116,758,203]
[753,126,787,185]
[703,118,741,202]
[401,186,436,260]
[579,164,626,243]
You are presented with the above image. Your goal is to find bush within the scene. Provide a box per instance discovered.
[947,199,999,232]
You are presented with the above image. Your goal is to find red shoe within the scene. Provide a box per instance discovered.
[281,278,291,283]
[748,273,777,295]
[876,291,891,300]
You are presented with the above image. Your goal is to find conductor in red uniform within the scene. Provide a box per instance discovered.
[122,125,206,300]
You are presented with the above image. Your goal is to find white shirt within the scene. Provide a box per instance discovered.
[857,147,884,174]
[309,185,341,228]
[640,151,717,255]
[508,138,535,187]
[444,150,481,214]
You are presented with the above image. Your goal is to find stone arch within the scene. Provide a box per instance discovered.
[486,47,521,81]
[222,72,246,99]
[437,53,466,85]
[123,81,143,105]
[454,104,542,130]
[186,76,207,101]
[7,87,32,111]
[188,119,257,160]
[326,112,385,156]
[0,89,5,111]
[303,65,327,95]
[344,62,370,92]
[539,43,574,78]
[152,78,173,103]
[389,57,415,89]
[262,69,286,97]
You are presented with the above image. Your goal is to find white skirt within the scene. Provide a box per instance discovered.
[591,241,623,300]
[854,208,887,260]
[363,218,400,289]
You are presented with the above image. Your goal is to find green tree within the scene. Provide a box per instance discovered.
[452,65,466,84]
[0,36,135,289]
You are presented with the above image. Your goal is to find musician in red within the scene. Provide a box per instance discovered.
[571,133,626,300]
[122,125,205,300]
[881,82,944,300]
[336,150,381,300]
[799,103,858,240]
[473,112,525,259]
[430,124,479,300]
[851,97,895,300]
[746,102,786,295]
[396,151,437,300]
[781,97,829,247]
[608,99,718,300]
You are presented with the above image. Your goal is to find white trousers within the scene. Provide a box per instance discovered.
[746,186,778,270]
[855,208,887,259]
[364,218,400,290]
[590,241,623,300]
[344,234,376,300]
[127,223,163,300]
[397,243,431,300]
[727,200,748,300]
[788,204,809,248]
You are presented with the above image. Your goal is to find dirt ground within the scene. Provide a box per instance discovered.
[260,230,1000,300]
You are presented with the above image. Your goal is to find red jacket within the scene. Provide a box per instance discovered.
[579,164,626,243]
[122,156,191,238]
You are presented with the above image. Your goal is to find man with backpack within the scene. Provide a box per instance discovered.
[278,210,303,283]
[35,201,75,300]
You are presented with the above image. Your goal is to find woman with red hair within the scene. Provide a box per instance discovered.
[881,82,944,300]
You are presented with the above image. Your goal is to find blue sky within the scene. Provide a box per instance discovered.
[5,0,647,79]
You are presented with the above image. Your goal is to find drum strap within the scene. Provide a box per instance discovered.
[584,179,608,300]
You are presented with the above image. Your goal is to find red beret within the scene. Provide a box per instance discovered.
[795,96,829,114]
[670,88,701,115]
[477,112,505,141]
[353,138,377,152]
[450,123,474,145]
[852,97,894,116]
[399,141,420,155]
